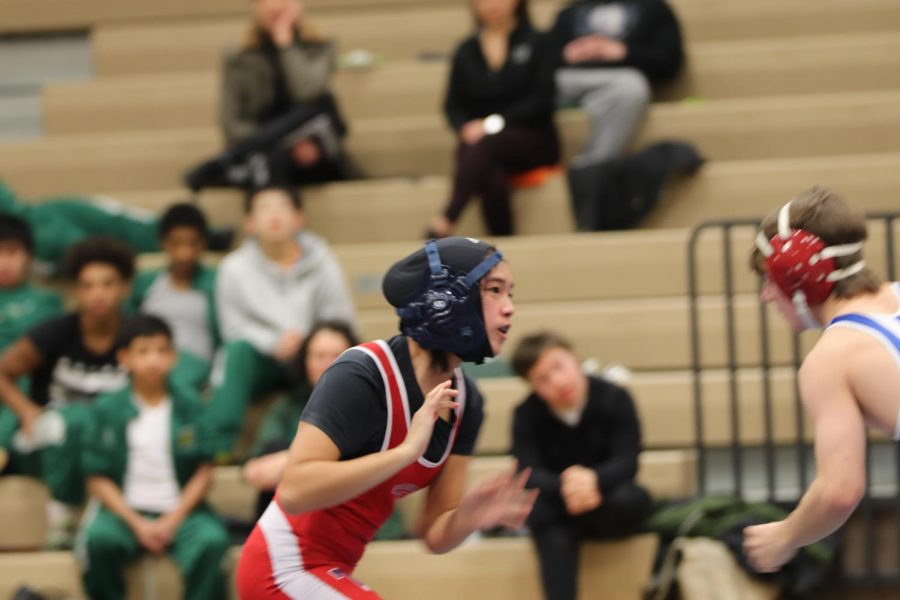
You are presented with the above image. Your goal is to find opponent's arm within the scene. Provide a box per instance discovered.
[780,361,867,545]
[744,354,866,572]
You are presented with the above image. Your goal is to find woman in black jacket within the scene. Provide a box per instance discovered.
[429,0,560,238]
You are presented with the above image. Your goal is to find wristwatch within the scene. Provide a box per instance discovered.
[483,114,506,135]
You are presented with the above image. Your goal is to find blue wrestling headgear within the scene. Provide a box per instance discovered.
[383,238,503,364]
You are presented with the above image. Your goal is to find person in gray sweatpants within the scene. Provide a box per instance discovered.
[549,0,685,167]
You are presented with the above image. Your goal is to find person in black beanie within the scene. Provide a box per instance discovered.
[512,331,652,600]
[236,237,537,598]
[429,0,560,238]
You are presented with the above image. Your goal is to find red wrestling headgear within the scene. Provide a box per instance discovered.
[755,200,866,328]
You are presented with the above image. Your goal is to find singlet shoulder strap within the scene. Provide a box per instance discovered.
[417,367,467,469]
[828,314,900,440]
[829,314,900,355]
[352,341,411,452]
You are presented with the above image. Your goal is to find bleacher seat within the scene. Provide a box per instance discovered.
[0,551,85,599]
[0,476,49,551]
[354,534,660,600]
[45,33,900,136]
[9,90,900,197]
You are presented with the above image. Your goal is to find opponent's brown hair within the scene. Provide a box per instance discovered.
[750,186,882,298]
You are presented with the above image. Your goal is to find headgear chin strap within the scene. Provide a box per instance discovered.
[396,240,503,364]
[755,200,866,329]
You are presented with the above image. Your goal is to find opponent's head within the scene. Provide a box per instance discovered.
[751,186,881,331]
[382,237,514,365]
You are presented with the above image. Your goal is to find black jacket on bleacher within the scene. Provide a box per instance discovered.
[549,0,684,83]
[512,375,643,495]
[443,23,557,131]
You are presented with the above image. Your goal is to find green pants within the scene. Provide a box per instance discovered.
[209,341,291,458]
[171,351,213,393]
[80,506,229,600]
[41,403,95,506]
[0,407,41,476]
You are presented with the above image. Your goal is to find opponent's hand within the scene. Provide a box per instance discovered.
[743,521,798,573]
[400,380,459,461]
[458,463,538,531]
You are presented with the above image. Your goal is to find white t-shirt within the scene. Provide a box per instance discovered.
[123,395,181,514]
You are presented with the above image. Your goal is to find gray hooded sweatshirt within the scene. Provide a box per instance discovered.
[216,231,356,355]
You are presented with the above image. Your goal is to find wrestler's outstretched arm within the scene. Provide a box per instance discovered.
[744,353,866,572]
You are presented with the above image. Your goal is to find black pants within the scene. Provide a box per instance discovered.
[529,483,652,600]
[443,125,559,236]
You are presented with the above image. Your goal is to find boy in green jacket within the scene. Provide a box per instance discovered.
[128,203,219,389]
[79,314,228,600]
[0,215,63,470]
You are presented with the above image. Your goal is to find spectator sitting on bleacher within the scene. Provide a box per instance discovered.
[214,0,355,188]
[0,180,231,275]
[243,320,357,517]
[79,315,229,600]
[210,186,355,457]
[548,0,684,168]
[0,215,63,474]
[428,0,560,238]
[0,238,136,547]
[128,203,220,390]
[511,331,651,600]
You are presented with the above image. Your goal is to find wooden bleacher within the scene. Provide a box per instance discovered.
[83,0,900,77]
[353,535,659,600]
[1,0,523,33]
[103,152,900,242]
[0,551,84,599]
[9,90,900,196]
[43,32,900,135]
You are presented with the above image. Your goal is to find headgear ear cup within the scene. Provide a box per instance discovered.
[395,240,503,364]
[756,200,866,328]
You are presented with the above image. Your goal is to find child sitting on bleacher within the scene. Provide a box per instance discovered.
[79,315,229,600]
[0,215,63,473]
[242,319,357,517]
[210,185,355,456]
[128,203,220,389]
[511,331,652,600]
[0,238,135,547]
